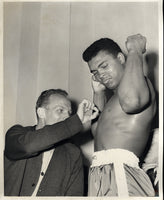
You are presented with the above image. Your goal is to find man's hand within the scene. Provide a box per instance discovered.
[92,75,106,93]
[126,34,146,54]
[77,99,99,124]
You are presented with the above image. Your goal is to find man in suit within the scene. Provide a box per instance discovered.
[4,89,98,196]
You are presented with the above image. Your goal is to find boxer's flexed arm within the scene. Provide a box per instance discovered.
[118,34,150,113]
[91,76,107,137]
[92,75,107,112]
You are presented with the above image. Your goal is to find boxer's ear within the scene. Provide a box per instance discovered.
[117,52,125,64]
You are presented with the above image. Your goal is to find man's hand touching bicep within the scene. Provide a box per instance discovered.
[77,99,99,124]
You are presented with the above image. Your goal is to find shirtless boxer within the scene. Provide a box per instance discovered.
[82,34,156,197]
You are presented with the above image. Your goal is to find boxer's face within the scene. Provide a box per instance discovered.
[88,50,125,90]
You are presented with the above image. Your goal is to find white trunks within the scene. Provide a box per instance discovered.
[90,148,139,197]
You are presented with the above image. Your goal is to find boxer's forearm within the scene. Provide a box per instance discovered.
[93,90,107,112]
[118,51,150,113]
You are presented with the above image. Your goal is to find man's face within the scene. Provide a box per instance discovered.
[88,50,124,90]
[44,94,72,125]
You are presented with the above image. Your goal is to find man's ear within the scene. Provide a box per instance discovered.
[37,107,46,119]
[117,52,125,64]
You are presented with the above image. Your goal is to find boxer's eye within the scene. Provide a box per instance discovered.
[99,63,108,69]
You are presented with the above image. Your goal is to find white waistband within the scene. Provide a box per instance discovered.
[91,148,139,168]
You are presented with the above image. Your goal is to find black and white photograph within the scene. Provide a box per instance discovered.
[0,0,163,199]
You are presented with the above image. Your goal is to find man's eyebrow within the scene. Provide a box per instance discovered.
[53,105,65,109]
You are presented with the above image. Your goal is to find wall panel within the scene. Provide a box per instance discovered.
[36,3,70,97]
[16,3,41,126]
[4,3,22,132]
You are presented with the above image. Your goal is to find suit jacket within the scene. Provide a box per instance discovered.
[4,114,84,196]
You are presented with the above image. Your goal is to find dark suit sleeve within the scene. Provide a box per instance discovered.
[5,114,83,160]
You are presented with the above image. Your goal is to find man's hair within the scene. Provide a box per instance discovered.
[82,38,122,62]
[36,89,68,113]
